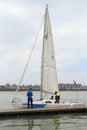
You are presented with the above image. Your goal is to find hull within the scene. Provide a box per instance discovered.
[12,98,83,109]
[22,100,58,108]
[22,99,72,108]
[22,102,83,109]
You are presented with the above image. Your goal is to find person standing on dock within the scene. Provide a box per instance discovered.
[27,88,33,108]
[55,91,60,103]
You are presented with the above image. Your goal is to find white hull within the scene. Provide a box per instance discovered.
[12,98,83,109]
[23,99,83,108]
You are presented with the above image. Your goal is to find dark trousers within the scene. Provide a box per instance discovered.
[28,98,33,108]
[55,96,60,103]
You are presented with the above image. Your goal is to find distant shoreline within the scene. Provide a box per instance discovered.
[0,83,87,91]
[0,89,87,91]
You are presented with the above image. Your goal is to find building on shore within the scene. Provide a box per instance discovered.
[0,83,87,91]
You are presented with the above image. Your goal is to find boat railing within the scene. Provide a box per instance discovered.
[12,98,23,109]
[60,98,87,105]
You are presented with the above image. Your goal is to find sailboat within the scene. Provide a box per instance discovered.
[24,5,59,108]
[12,5,59,108]
[12,5,84,109]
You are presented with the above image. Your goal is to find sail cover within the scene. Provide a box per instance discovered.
[41,5,59,94]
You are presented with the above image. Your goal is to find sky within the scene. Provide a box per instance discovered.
[0,0,87,85]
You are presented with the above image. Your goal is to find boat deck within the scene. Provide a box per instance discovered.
[0,104,87,117]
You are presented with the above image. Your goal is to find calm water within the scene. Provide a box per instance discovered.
[0,114,87,130]
[0,91,87,130]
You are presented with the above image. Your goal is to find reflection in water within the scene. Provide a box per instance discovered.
[27,115,59,130]
[1,114,87,130]
[27,119,34,130]
[0,115,60,130]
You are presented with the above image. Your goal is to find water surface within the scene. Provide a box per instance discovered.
[0,114,87,130]
[0,91,87,130]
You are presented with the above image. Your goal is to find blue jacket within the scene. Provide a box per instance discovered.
[27,90,33,99]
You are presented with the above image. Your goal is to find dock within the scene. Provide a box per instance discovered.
[0,104,87,117]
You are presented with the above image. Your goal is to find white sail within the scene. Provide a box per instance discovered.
[41,5,58,94]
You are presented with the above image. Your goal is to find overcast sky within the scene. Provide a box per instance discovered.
[0,0,87,85]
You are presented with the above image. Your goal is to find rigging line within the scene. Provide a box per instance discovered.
[41,91,55,100]
[42,91,55,95]
[14,18,44,98]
